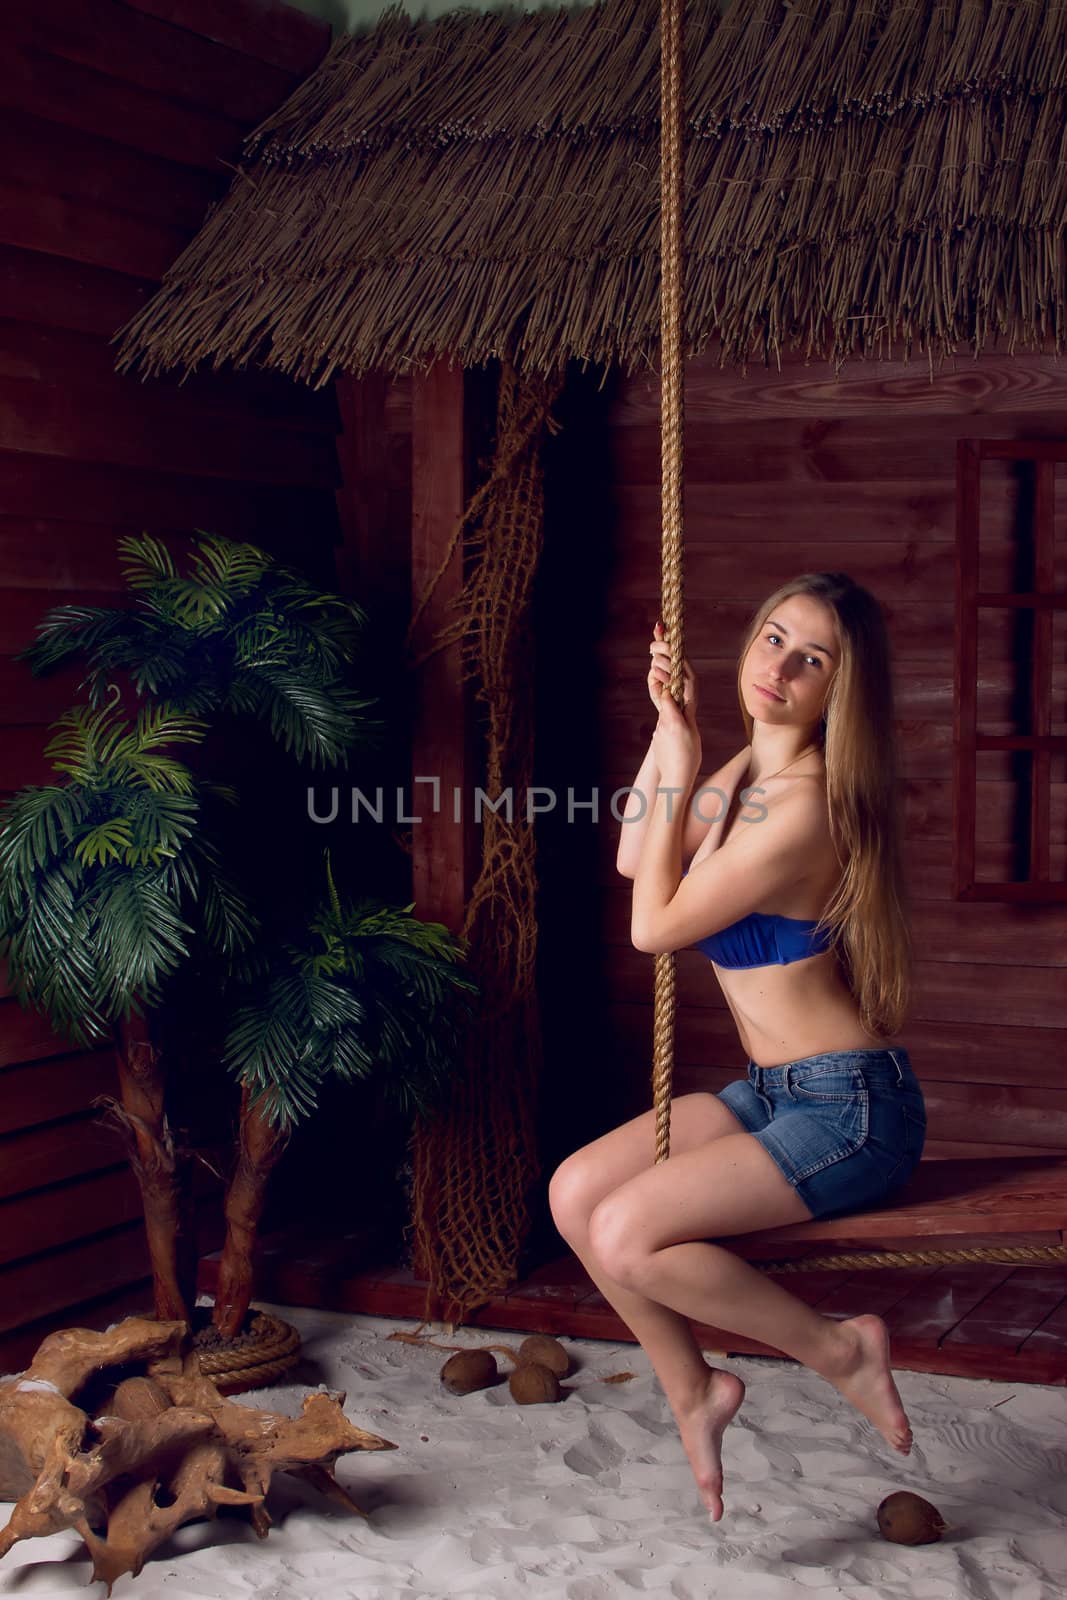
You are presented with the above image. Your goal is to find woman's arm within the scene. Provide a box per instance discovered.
[617,621,715,877]
[615,744,718,877]
[631,782,822,953]
[629,665,813,954]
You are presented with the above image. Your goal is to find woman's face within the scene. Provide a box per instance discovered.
[742,593,839,728]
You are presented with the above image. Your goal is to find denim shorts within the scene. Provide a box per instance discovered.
[716,1047,927,1220]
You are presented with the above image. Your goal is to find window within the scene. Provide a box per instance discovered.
[954,439,1066,901]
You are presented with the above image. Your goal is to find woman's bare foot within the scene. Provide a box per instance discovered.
[671,1367,746,1521]
[819,1314,912,1454]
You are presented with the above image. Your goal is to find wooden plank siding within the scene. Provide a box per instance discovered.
[566,349,1067,1162]
[0,0,333,1365]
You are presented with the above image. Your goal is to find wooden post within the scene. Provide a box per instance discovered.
[408,362,479,930]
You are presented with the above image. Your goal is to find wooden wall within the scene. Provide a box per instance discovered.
[552,349,1066,1166]
[0,0,336,1372]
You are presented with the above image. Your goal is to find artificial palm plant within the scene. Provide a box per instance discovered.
[0,531,473,1342]
[213,856,476,1338]
[0,699,255,1321]
[22,531,375,763]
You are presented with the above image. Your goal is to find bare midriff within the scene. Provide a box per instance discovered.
[690,749,893,1069]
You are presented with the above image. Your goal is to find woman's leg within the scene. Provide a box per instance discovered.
[549,1094,754,1518]
[583,1134,912,1504]
[551,1104,911,1519]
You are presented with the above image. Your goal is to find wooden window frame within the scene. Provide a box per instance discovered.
[955,438,1067,902]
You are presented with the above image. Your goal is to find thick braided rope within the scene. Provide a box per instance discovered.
[755,1242,1067,1275]
[194,1311,301,1392]
[653,0,686,1164]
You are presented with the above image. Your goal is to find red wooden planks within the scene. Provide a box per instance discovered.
[0,177,190,281]
[612,348,1067,429]
[797,1266,940,1322]
[0,1276,154,1375]
[120,0,330,76]
[0,1164,139,1269]
[0,36,248,174]
[0,109,223,232]
[0,1043,113,1114]
[0,323,339,429]
[0,1114,126,1200]
[192,1235,1067,1382]
[877,1263,1016,1346]
[409,364,478,932]
[0,379,341,487]
[1018,1290,1067,1359]
[943,1266,1067,1352]
[0,455,339,538]
[0,1219,149,1333]
[12,0,302,123]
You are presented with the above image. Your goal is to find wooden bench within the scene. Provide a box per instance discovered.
[722,1155,1067,1269]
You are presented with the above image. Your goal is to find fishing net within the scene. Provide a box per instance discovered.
[407,359,565,1323]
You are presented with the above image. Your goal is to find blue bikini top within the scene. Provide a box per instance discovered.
[681,870,833,969]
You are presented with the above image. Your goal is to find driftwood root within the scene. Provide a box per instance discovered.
[0,1316,395,1592]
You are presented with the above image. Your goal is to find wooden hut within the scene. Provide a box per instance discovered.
[9,0,1067,1378]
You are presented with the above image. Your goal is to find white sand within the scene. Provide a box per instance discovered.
[2,1299,1066,1599]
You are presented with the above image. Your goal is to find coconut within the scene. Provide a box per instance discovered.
[440,1350,498,1395]
[876,1491,947,1545]
[508,1362,562,1405]
[517,1335,571,1378]
[105,1377,172,1421]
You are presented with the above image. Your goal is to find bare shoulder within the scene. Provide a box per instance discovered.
[731,769,830,857]
[702,744,751,790]
[765,772,837,876]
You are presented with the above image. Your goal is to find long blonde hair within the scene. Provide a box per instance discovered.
[735,572,913,1040]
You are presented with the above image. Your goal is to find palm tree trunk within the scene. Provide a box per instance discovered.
[109,1011,196,1324]
[212,1084,290,1340]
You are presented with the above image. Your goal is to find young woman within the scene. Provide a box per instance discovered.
[549,571,926,1522]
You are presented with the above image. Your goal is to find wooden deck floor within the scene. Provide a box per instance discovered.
[199,1231,1067,1385]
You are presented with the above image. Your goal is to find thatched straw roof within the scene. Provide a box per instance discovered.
[116,0,1067,386]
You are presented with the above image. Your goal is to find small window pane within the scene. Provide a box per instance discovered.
[1054,607,1067,740]
[974,605,1032,738]
[977,459,1036,593]
[973,748,1034,883]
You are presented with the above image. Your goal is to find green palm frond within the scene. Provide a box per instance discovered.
[223,863,477,1130]
[43,702,207,791]
[44,703,118,781]
[95,868,193,1005]
[223,972,327,1126]
[230,616,291,672]
[296,969,365,1032]
[112,751,198,794]
[196,863,259,958]
[20,531,378,766]
[116,532,177,588]
[188,532,271,594]
[254,669,368,768]
[247,1047,325,1128]
[122,789,199,865]
[323,1025,375,1084]
[221,673,270,718]
[6,859,80,974]
[17,604,131,676]
[73,817,135,868]
[31,902,111,1046]
[0,786,90,880]
[128,704,211,752]
[201,781,240,807]
[154,576,232,631]
[92,631,188,699]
